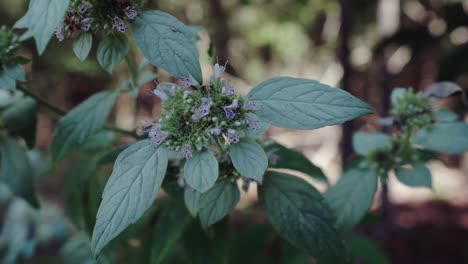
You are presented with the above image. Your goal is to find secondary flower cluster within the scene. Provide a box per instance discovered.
[0,26,21,68]
[55,0,139,41]
[141,63,261,159]
[391,89,434,129]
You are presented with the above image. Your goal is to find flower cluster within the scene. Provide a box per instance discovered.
[391,89,434,129]
[140,62,261,159]
[55,0,139,41]
[0,26,21,68]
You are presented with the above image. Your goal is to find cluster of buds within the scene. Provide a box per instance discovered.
[391,89,434,129]
[55,0,139,41]
[0,26,21,68]
[140,62,262,159]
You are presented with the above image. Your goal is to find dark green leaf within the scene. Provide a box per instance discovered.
[258,172,345,262]
[348,235,390,264]
[227,225,275,264]
[91,140,169,256]
[97,34,129,73]
[246,77,372,130]
[352,132,392,156]
[198,180,240,229]
[131,11,202,82]
[0,97,37,148]
[0,138,38,207]
[413,122,468,154]
[51,91,119,163]
[395,163,432,188]
[73,32,93,62]
[230,138,268,183]
[265,142,328,183]
[184,187,200,217]
[325,168,378,229]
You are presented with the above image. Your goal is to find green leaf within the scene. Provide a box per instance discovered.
[131,11,202,82]
[91,140,168,256]
[246,77,372,130]
[348,235,390,264]
[198,180,240,229]
[352,132,392,156]
[0,97,37,148]
[230,138,268,183]
[390,88,405,105]
[0,139,38,207]
[413,122,468,154]
[395,163,432,188]
[184,187,200,217]
[325,168,378,229]
[97,34,129,73]
[0,70,16,90]
[51,91,119,163]
[150,198,192,264]
[265,142,328,183]
[73,32,93,62]
[4,64,25,82]
[434,109,458,122]
[258,172,345,261]
[184,150,219,193]
[14,0,70,54]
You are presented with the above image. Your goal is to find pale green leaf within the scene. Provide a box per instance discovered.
[0,139,38,207]
[131,11,202,82]
[258,172,345,261]
[413,122,468,154]
[0,71,16,90]
[51,91,119,163]
[352,132,392,156]
[184,187,200,217]
[230,138,268,183]
[246,77,372,130]
[325,168,378,229]
[14,0,70,54]
[97,34,129,73]
[91,140,168,256]
[395,163,432,188]
[4,64,25,82]
[198,180,240,229]
[184,150,218,193]
[434,109,458,122]
[73,32,93,62]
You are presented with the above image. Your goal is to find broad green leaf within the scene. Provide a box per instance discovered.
[138,71,158,86]
[97,34,129,73]
[246,77,372,130]
[258,172,345,261]
[14,0,70,54]
[247,113,269,138]
[413,122,468,154]
[0,139,38,207]
[131,11,202,82]
[184,187,200,217]
[434,109,458,122]
[150,198,192,264]
[51,91,119,163]
[91,140,168,256]
[230,138,268,183]
[348,235,390,264]
[325,168,378,229]
[73,32,93,62]
[352,132,392,156]
[0,97,37,148]
[0,70,16,90]
[265,142,328,183]
[395,163,432,188]
[4,64,25,82]
[198,180,240,229]
[184,150,218,193]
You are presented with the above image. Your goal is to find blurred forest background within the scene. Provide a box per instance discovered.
[1,0,468,263]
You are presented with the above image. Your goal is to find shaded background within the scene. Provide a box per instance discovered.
[1,0,468,263]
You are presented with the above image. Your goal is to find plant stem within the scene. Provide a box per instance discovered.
[125,55,138,87]
[17,84,139,138]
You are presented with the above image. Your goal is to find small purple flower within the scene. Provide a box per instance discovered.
[243,101,261,110]
[78,1,92,13]
[227,129,239,143]
[209,128,221,135]
[182,75,199,89]
[55,24,65,42]
[222,84,235,96]
[214,61,227,78]
[150,89,168,101]
[81,17,94,31]
[147,123,169,145]
[223,99,239,119]
[182,144,193,159]
[124,5,138,20]
[192,97,211,120]
[114,17,126,32]
[246,115,260,130]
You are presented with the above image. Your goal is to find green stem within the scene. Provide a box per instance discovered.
[17,84,139,138]
[125,55,138,87]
